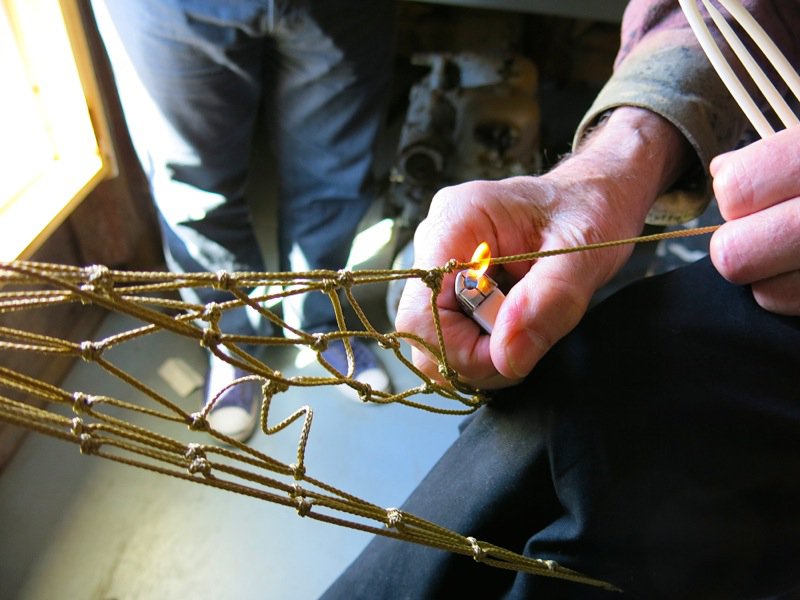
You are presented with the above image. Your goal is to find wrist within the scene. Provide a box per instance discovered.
[563,107,694,225]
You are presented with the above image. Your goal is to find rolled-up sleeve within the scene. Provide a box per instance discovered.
[573,0,800,224]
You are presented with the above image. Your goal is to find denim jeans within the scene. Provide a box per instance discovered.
[93,0,395,336]
[323,258,800,599]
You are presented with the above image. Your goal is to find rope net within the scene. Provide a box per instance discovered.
[0,227,717,592]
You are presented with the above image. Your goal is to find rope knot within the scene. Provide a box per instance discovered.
[80,264,113,296]
[386,508,404,528]
[345,380,371,402]
[200,327,222,349]
[309,332,328,353]
[289,483,305,499]
[70,416,85,436]
[79,341,103,362]
[295,497,313,517]
[443,258,460,273]
[79,433,98,455]
[185,443,204,460]
[72,392,95,414]
[377,334,400,351]
[466,536,487,562]
[201,302,222,324]
[264,377,289,396]
[290,462,306,480]
[320,278,338,293]
[357,386,373,403]
[214,270,233,290]
[336,269,354,288]
[420,268,444,293]
[71,418,98,454]
[188,412,209,432]
[437,364,457,381]
[188,456,212,477]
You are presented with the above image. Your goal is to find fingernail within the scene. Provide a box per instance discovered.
[504,330,537,379]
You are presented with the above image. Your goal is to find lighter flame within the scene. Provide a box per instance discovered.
[467,241,491,281]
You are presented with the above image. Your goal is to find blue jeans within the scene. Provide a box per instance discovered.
[322,258,800,599]
[93,0,395,336]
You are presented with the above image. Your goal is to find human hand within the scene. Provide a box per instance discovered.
[394,109,692,389]
[395,108,691,389]
[710,126,800,315]
[395,174,631,389]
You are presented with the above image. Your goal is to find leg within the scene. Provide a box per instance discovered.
[266,0,395,332]
[92,0,268,338]
[93,0,275,441]
[323,258,800,599]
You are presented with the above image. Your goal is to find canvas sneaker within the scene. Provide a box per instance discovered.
[321,337,391,401]
[203,353,260,442]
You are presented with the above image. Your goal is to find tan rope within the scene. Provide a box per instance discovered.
[0,225,717,592]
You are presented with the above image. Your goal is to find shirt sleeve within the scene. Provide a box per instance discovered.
[572,0,800,224]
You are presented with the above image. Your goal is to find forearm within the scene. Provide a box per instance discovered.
[552,106,694,238]
[575,0,800,225]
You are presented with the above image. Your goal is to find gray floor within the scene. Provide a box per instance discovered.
[0,212,462,599]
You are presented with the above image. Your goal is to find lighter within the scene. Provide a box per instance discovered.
[454,242,506,334]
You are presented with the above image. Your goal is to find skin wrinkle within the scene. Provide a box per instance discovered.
[753,271,800,315]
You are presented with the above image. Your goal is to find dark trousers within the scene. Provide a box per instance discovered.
[323,258,800,599]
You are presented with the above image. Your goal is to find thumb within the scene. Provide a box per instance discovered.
[490,256,594,379]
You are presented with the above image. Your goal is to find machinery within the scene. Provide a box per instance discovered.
[386,51,541,319]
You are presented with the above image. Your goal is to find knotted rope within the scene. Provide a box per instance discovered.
[0,226,717,592]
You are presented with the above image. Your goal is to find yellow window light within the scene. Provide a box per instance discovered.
[0,0,113,260]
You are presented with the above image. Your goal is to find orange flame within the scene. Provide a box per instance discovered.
[467,241,491,281]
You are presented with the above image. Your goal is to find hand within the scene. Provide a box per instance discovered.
[710,126,800,315]
[396,108,691,389]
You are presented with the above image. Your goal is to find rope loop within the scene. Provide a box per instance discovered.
[79,341,103,362]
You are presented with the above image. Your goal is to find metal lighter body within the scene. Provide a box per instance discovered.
[455,270,506,334]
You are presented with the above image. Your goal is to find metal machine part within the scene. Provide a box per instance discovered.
[387,51,541,243]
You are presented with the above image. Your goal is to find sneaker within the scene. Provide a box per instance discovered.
[321,337,391,402]
[203,353,260,443]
